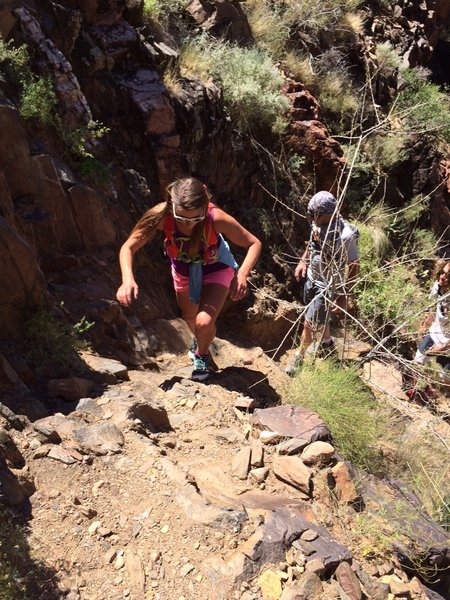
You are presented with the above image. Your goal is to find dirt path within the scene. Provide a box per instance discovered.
[23,339,291,600]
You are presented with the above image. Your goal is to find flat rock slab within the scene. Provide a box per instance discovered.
[206,507,351,590]
[362,360,408,401]
[73,422,124,455]
[251,405,331,443]
[81,353,129,383]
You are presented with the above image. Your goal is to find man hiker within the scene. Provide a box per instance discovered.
[286,191,360,376]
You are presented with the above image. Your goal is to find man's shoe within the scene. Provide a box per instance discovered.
[188,338,197,360]
[285,352,303,377]
[192,354,210,381]
[307,340,336,358]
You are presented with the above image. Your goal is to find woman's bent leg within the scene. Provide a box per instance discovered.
[176,291,199,336]
[196,284,229,355]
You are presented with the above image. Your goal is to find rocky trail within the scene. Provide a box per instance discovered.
[1,326,449,600]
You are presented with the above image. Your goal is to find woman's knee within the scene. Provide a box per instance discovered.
[196,311,215,331]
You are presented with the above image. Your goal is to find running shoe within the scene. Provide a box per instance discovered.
[192,354,210,381]
[285,352,303,377]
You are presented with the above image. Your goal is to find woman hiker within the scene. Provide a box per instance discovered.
[116,177,262,382]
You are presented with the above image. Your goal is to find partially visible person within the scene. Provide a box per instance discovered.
[286,191,359,376]
[116,177,261,382]
[413,259,450,380]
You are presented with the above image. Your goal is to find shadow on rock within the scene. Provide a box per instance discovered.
[213,366,281,407]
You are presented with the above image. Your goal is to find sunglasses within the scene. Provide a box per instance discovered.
[172,205,205,224]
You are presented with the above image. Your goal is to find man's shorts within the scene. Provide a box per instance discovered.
[171,266,235,294]
[303,279,329,326]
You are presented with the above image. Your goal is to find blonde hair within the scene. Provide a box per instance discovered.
[131,177,211,256]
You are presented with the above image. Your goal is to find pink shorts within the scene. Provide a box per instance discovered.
[171,266,236,294]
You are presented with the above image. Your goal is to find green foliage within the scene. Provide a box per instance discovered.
[363,132,407,171]
[317,72,360,131]
[179,39,289,135]
[287,360,386,470]
[60,119,110,158]
[0,37,57,126]
[0,38,29,79]
[143,0,188,22]
[24,308,94,368]
[387,424,450,528]
[395,67,450,142]
[352,512,395,558]
[19,77,57,124]
[75,157,110,185]
[375,41,401,75]
[243,0,290,57]
[355,221,427,333]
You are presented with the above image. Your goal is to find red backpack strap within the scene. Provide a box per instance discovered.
[162,212,179,259]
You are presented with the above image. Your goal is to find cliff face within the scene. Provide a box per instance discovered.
[0,0,449,357]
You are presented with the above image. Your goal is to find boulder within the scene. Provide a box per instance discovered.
[251,405,331,444]
[47,377,95,401]
[73,422,124,455]
[273,455,312,496]
[301,441,335,466]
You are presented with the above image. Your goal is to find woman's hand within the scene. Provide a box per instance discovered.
[229,271,247,301]
[116,280,139,306]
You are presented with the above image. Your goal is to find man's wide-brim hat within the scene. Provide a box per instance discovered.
[307,191,337,216]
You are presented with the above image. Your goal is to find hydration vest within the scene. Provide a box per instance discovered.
[162,203,220,264]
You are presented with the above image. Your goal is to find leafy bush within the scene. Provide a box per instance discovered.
[143,0,188,23]
[75,156,110,185]
[355,220,427,336]
[0,37,57,125]
[395,67,450,142]
[375,41,401,76]
[390,426,450,528]
[24,308,94,368]
[316,72,359,130]
[19,77,57,124]
[60,119,110,158]
[179,38,290,134]
[287,360,386,470]
[362,132,407,171]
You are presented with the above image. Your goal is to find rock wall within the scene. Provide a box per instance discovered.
[0,0,449,351]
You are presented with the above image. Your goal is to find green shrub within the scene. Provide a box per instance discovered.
[394,430,450,528]
[362,132,407,171]
[287,360,386,470]
[19,77,57,124]
[316,71,360,131]
[75,156,110,185]
[355,221,427,335]
[375,41,401,76]
[60,119,110,158]
[0,38,29,81]
[179,39,289,135]
[24,308,94,368]
[395,67,450,142]
[0,37,57,125]
[143,0,188,22]
[284,0,361,36]
[243,0,290,57]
